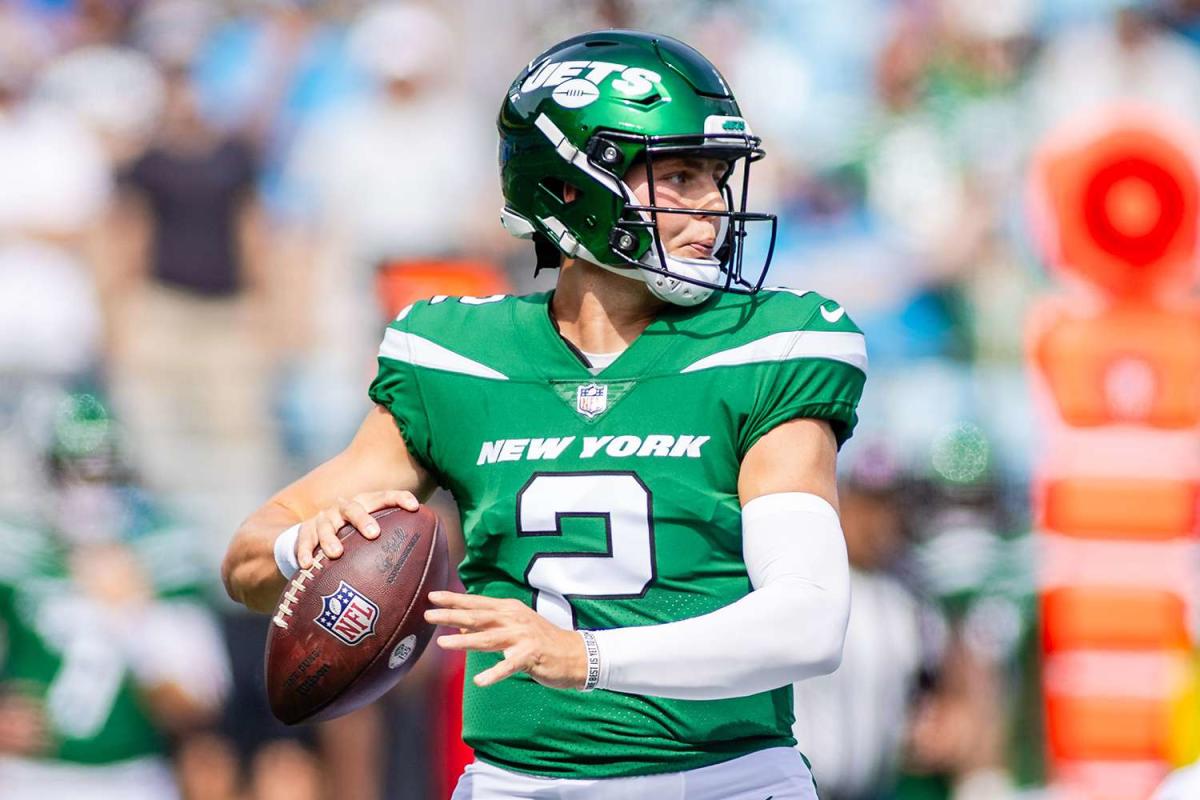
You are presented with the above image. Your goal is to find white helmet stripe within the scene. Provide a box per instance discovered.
[534,113,636,203]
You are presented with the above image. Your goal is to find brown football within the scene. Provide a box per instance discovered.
[264,505,448,724]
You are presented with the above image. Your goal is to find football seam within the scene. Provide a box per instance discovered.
[273,551,327,629]
[302,510,441,722]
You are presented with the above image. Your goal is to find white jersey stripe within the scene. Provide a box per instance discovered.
[379,328,509,381]
[680,330,868,374]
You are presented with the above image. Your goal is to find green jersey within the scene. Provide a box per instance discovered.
[0,494,208,765]
[368,288,867,778]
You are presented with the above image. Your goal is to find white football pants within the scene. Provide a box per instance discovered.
[451,746,819,800]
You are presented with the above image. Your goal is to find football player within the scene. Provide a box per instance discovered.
[0,394,230,799]
[224,30,867,799]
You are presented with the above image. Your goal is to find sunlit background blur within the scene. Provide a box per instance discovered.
[1,1,1200,799]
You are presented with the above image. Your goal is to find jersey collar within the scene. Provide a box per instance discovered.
[514,290,691,381]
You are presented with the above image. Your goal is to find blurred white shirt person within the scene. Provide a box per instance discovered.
[791,446,941,799]
[0,50,110,240]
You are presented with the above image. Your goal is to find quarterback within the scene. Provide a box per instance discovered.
[223,30,867,799]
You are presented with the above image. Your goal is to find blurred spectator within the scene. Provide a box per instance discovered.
[35,43,163,162]
[120,66,261,297]
[0,240,102,383]
[276,2,495,465]
[1161,0,1200,43]
[131,0,221,69]
[0,392,230,800]
[0,41,110,241]
[768,0,1040,369]
[247,738,325,800]
[107,62,279,559]
[287,2,490,267]
[1031,3,1200,130]
[0,237,105,505]
[191,0,361,216]
[0,14,111,510]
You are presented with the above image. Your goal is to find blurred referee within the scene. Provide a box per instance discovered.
[791,443,944,800]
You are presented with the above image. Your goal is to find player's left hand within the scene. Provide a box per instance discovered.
[425,591,587,690]
[0,690,49,756]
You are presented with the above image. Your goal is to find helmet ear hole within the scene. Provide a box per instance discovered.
[540,178,574,204]
[537,179,585,212]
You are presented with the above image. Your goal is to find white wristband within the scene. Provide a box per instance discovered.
[579,630,603,691]
[273,523,302,579]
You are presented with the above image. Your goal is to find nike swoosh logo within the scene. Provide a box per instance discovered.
[820,304,845,323]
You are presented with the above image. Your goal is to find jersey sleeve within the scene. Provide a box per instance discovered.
[367,302,439,479]
[739,295,868,455]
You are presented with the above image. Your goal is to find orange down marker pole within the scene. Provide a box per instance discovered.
[1027,109,1200,800]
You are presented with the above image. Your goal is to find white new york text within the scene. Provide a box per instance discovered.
[476,434,711,465]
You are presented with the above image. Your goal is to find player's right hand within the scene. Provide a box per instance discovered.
[295,490,420,569]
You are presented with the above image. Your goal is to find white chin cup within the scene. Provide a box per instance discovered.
[581,210,731,306]
[637,213,729,306]
[581,250,719,307]
[639,256,719,306]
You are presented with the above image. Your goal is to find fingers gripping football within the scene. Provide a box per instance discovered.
[296,490,420,569]
[425,592,588,691]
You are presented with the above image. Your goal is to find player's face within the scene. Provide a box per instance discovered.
[625,156,729,259]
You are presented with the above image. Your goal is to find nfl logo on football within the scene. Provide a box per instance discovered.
[576,383,608,419]
[316,581,380,646]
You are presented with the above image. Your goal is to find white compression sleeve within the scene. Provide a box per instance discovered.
[590,492,851,700]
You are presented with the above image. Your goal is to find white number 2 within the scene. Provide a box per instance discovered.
[516,472,655,629]
[38,596,124,739]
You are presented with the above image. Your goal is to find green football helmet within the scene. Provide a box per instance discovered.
[497,30,777,306]
[45,391,131,485]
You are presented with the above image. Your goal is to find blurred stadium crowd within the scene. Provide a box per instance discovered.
[2,0,1199,798]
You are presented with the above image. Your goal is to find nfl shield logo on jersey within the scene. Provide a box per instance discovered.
[576,383,608,418]
[315,581,379,646]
